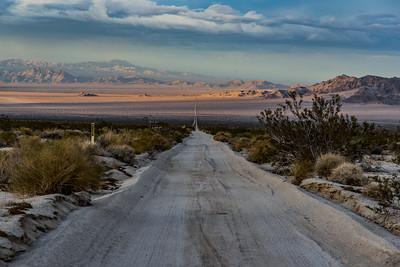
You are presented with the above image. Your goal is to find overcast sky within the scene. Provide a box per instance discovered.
[0,0,400,84]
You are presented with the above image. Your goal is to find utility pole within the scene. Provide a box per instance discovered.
[193,102,199,131]
[91,123,95,144]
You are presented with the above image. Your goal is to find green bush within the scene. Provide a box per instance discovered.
[329,163,366,186]
[291,161,314,185]
[8,138,102,196]
[258,93,371,163]
[315,153,345,178]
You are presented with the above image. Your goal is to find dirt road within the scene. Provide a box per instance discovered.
[10,132,400,267]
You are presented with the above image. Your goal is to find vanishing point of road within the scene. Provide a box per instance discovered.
[10,131,400,267]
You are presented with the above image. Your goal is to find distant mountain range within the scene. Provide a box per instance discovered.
[293,74,400,105]
[0,59,217,84]
[0,59,399,104]
[0,59,287,90]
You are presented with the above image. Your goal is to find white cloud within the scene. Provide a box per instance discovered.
[5,0,400,44]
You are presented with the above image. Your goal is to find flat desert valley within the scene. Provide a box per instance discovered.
[0,84,399,125]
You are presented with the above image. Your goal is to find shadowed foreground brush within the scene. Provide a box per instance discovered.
[7,138,102,196]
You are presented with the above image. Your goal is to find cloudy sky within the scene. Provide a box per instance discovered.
[0,0,400,83]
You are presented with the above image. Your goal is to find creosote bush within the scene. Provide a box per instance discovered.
[258,93,372,163]
[291,160,314,185]
[329,163,366,186]
[315,153,345,178]
[8,137,102,196]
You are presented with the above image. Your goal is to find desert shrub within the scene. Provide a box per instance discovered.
[132,129,172,154]
[395,151,400,164]
[8,138,102,196]
[0,151,11,185]
[98,129,172,155]
[64,129,86,138]
[315,153,345,178]
[370,147,383,155]
[248,138,275,164]
[83,142,103,156]
[97,130,121,148]
[291,160,314,185]
[107,145,136,165]
[0,131,17,147]
[231,137,251,152]
[364,175,400,207]
[18,127,34,136]
[214,131,232,142]
[258,93,371,163]
[40,129,64,139]
[329,163,366,186]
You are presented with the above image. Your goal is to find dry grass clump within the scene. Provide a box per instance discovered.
[248,138,275,164]
[213,131,232,142]
[98,129,172,155]
[329,162,366,186]
[7,137,102,196]
[315,153,345,178]
[107,145,136,165]
[131,129,171,154]
[291,161,314,185]
[231,137,251,152]
[97,130,123,148]
[363,175,400,206]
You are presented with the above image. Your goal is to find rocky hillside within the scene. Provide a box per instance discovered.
[0,59,287,90]
[310,75,400,105]
[0,67,82,83]
[0,59,215,84]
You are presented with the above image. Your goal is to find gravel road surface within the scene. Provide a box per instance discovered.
[10,132,400,267]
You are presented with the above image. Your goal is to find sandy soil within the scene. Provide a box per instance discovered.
[9,132,400,267]
[0,85,399,125]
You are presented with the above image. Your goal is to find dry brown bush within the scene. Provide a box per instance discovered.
[329,162,366,186]
[291,161,314,185]
[8,138,102,196]
[315,153,345,178]
[107,145,136,165]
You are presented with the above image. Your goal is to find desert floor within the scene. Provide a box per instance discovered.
[0,84,399,125]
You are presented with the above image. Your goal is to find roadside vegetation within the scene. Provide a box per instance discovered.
[0,119,190,196]
[210,93,400,230]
